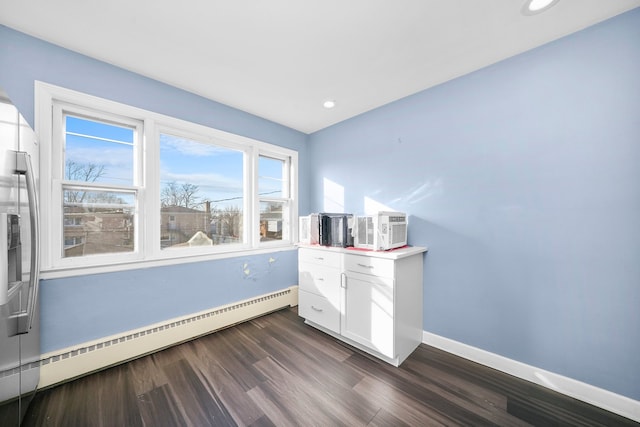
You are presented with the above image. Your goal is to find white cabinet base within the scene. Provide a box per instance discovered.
[304,319,412,367]
[298,245,427,367]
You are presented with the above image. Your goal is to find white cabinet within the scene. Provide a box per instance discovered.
[298,245,427,366]
[341,269,395,357]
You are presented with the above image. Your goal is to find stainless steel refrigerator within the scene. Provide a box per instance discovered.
[0,89,40,426]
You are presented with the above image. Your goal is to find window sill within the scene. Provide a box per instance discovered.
[39,244,298,280]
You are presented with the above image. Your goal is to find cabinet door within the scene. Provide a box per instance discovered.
[341,272,395,358]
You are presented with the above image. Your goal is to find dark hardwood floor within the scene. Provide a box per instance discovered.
[24,307,638,426]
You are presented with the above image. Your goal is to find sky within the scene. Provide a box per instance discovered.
[64,115,283,210]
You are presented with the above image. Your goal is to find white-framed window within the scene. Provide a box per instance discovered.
[258,154,292,244]
[51,102,143,267]
[158,128,247,251]
[36,82,298,275]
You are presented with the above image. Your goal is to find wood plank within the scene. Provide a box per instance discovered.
[248,356,375,426]
[136,384,188,427]
[352,375,455,426]
[348,354,531,426]
[186,340,267,426]
[22,307,639,427]
[161,358,236,426]
[401,350,509,411]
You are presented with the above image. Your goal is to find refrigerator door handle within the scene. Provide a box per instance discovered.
[15,151,40,334]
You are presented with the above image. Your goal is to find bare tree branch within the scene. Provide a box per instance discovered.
[64,160,107,203]
[161,181,202,208]
[181,183,201,209]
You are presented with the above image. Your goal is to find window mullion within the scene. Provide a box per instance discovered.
[144,119,159,259]
[48,105,65,267]
[289,153,298,243]
[247,146,259,247]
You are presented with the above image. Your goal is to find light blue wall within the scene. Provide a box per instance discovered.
[39,251,297,351]
[0,25,308,353]
[308,10,640,400]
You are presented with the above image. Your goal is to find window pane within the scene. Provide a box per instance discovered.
[160,133,244,249]
[63,189,135,258]
[258,156,285,198]
[260,201,285,242]
[65,115,135,186]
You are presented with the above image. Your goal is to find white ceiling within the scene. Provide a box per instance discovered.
[1,0,639,134]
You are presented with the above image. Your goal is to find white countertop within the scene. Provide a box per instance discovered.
[297,244,427,260]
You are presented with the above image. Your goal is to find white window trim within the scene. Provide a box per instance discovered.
[257,151,296,248]
[152,124,255,259]
[36,81,298,278]
[50,101,145,270]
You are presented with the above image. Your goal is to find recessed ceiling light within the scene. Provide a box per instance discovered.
[323,100,336,109]
[522,0,560,15]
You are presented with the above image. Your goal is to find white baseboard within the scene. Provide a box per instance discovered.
[39,286,298,389]
[422,331,640,423]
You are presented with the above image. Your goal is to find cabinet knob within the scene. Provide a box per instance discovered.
[357,263,374,269]
[311,306,323,312]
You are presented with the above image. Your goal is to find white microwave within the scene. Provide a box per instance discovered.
[354,212,407,251]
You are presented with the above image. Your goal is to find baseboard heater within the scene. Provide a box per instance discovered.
[36,286,299,389]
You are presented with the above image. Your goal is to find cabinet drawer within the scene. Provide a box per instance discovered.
[344,254,394,278]
[298,290,340,333]
[299,247,341,267]
[298,262,341,302]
